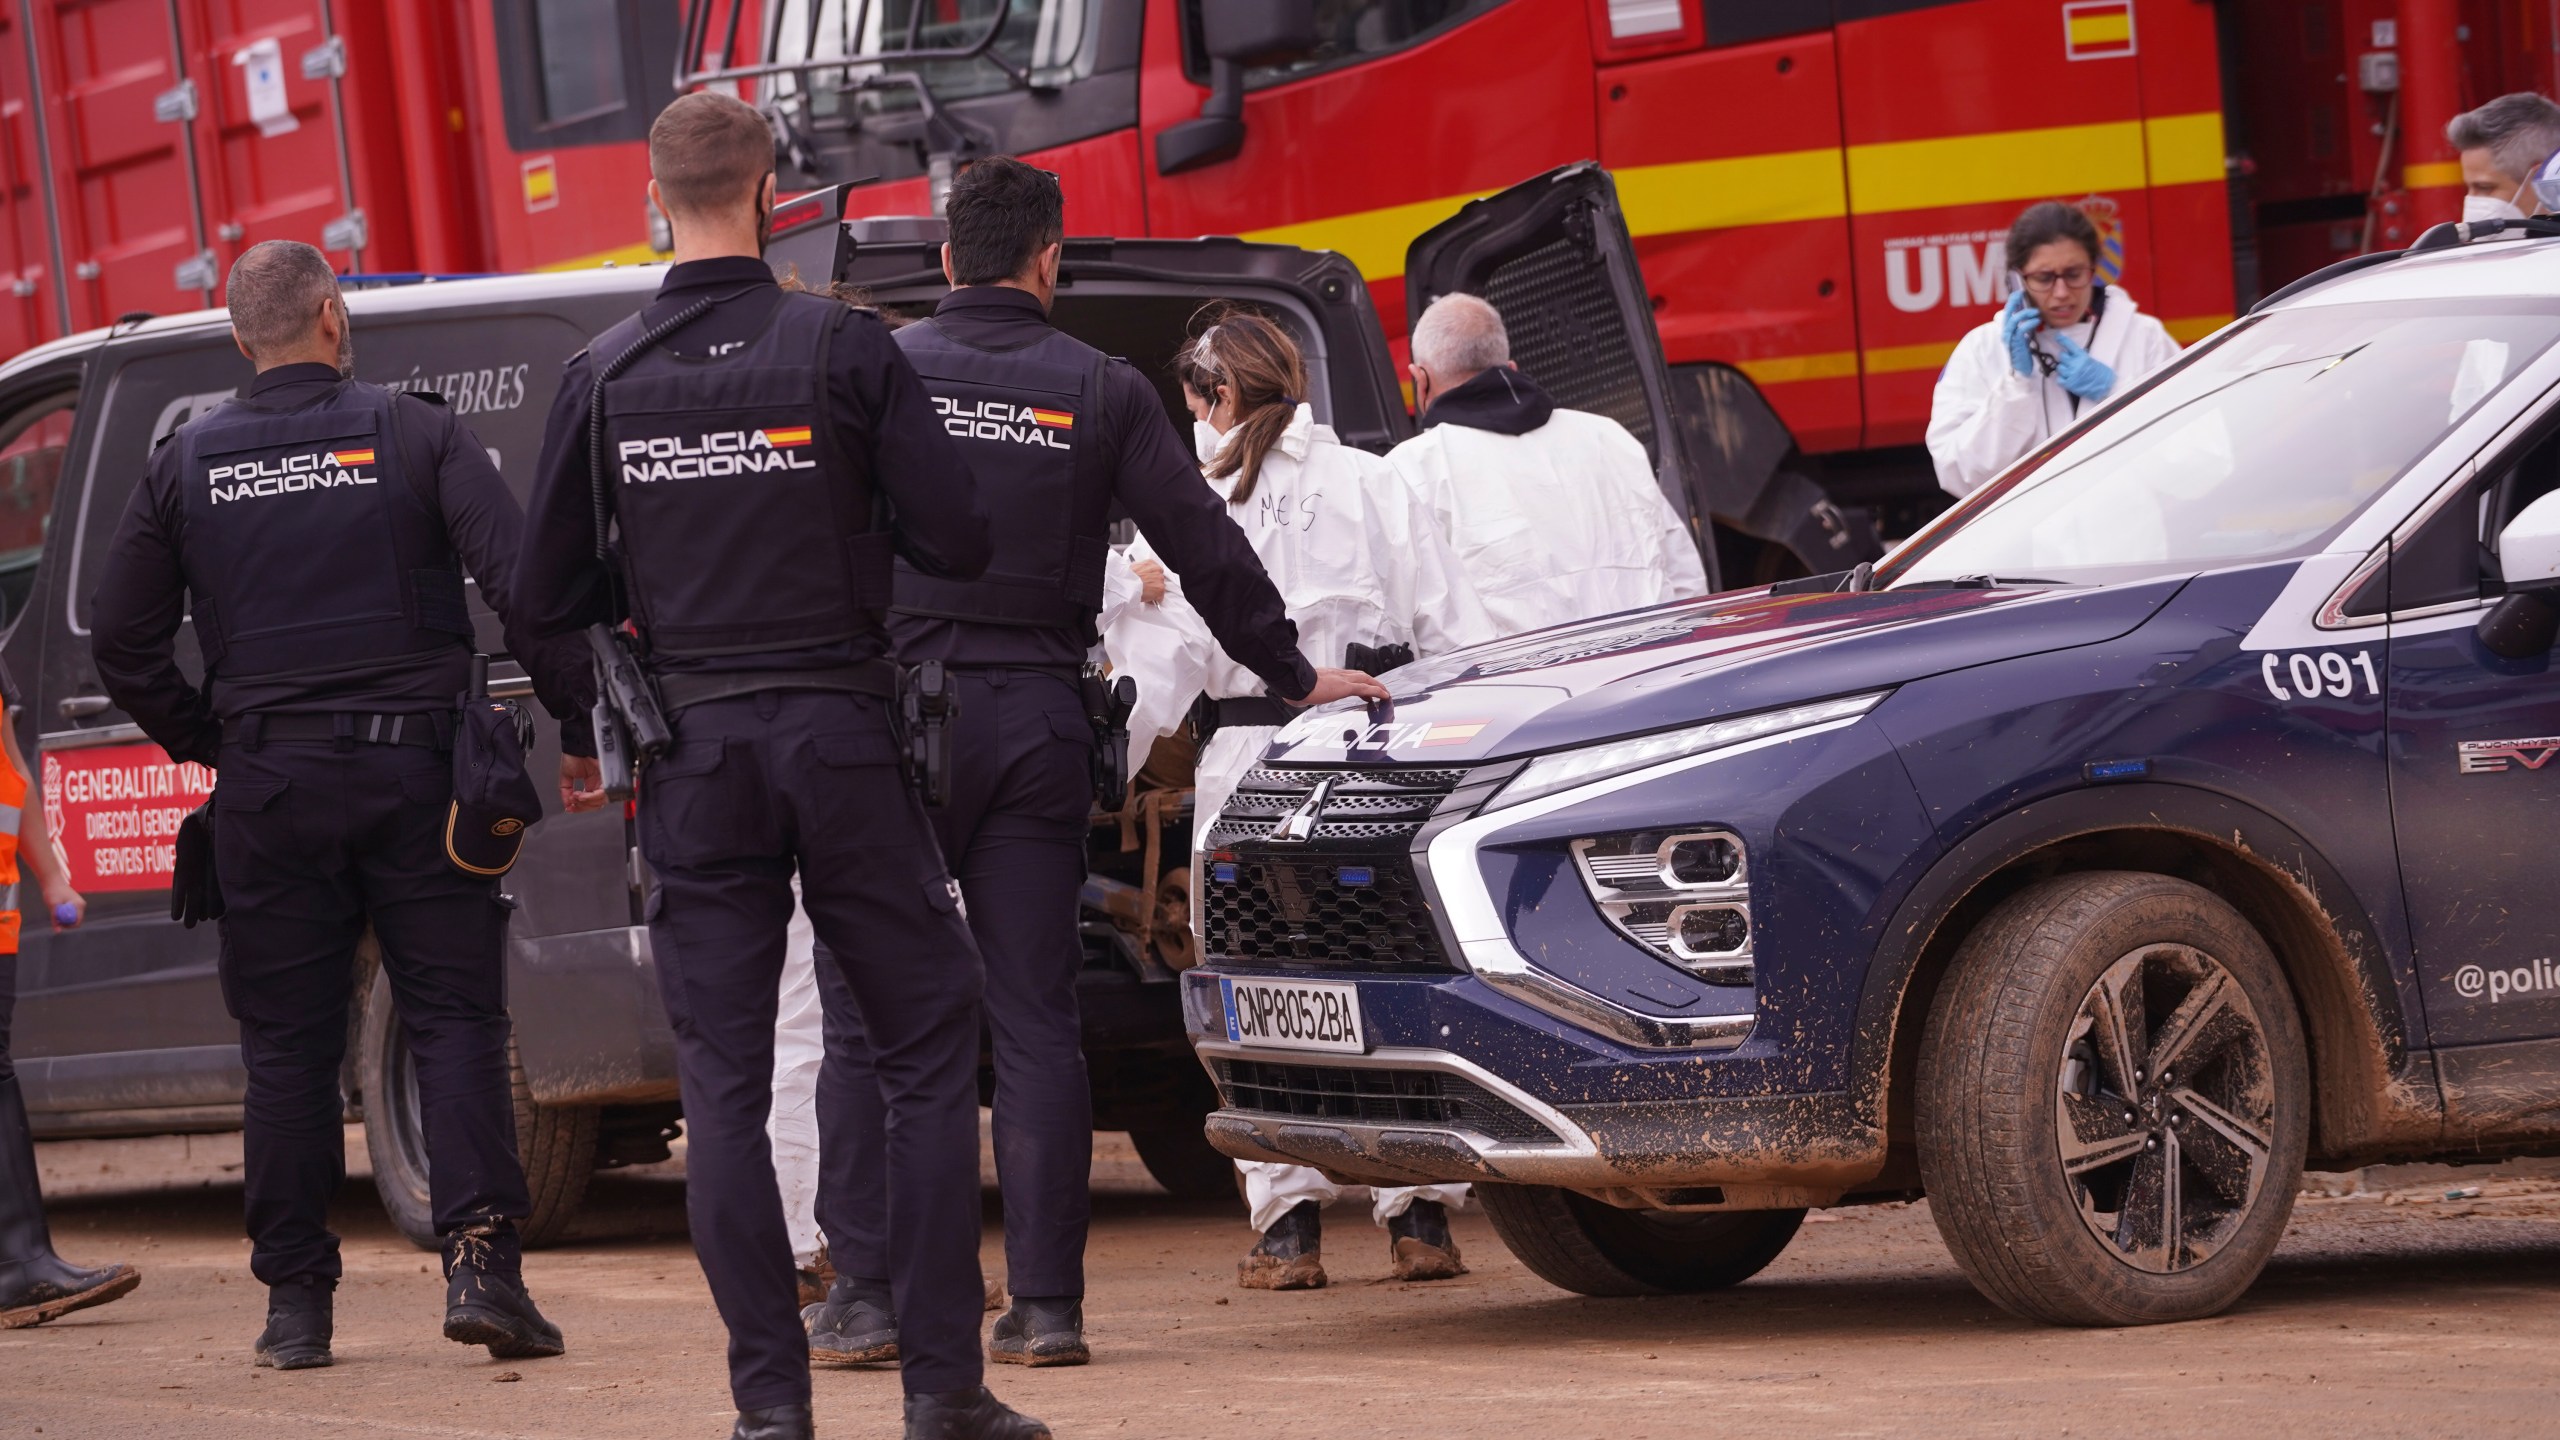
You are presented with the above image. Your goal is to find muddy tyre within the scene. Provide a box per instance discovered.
[1129,1122,1237,1200]
[361,965,601,1251]
[1917,872,2309,1326]
[1478,1183,1804,1296]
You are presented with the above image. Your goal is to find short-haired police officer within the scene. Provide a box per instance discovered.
[799,156,1388,1372]
[91,240,595,1370]
[513,94,1044,1440]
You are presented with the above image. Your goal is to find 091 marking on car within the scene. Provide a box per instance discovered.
[1221,976,1367,1054]
[2258,649,2379,702]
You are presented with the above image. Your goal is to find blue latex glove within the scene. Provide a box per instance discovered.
[2000,289,2042,377]
[2051,332,2115,401]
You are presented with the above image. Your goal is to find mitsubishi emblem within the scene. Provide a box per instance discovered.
[1271,776,1334,844]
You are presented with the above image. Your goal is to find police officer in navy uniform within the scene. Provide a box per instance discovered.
[513,95,1043,1440]
[90,241,595,1371]
[799,157,1387,1372]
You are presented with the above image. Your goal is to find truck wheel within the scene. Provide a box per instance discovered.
[360,965,602,1251]
[1917,872,2309,1326]
[1128,1121,1238,1200]
[1478,1183,1803,1296]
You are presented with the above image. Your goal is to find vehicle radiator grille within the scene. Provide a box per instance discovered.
[1213,1058,1562,1146]
[1200,767,1468,971]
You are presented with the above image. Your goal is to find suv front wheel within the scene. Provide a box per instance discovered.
[1479,1183,1804,1296]
[1918,871,2309,1326]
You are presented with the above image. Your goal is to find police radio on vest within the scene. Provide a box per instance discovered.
[933,395,1074,450]
[205,445,378,504]
[617,426,816,484]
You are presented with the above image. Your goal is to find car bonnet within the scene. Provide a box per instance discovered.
[1262,576,2189,767]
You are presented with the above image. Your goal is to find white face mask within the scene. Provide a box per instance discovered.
[1193,418,1227,465]
[2466,192,2527,225]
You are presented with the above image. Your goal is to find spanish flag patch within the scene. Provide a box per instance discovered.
[1028,409,1074,430]
[760,427,813,448]
[330,448,376,467]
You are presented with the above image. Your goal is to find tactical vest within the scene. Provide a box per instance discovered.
[596,290,892,657]
[891,318,1112,636]
[175,381,473,685]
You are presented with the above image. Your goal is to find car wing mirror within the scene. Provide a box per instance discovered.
[2478,489,2560,657]
[1155,0,1318,177]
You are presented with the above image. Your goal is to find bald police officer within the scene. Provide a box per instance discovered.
[799,157,1386,1373]
[91,241,593,1370]
[514,95,1043,1440]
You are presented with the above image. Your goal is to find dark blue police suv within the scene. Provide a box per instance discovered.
[1186,224,2560,1326]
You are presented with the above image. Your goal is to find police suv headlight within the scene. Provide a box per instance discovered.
[1572,829,1754,983]
[1483,692,1889,813]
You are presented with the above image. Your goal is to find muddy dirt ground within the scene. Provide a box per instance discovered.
[5,1129,2558,1439]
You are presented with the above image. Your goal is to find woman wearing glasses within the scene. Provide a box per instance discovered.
[1926,201,2183,498]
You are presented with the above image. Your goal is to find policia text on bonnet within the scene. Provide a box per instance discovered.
[88,240,594,1373]
[798,157,1390,1375]
[509,93,1047,1440]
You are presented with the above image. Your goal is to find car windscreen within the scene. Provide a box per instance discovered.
[1881,299,2560,590]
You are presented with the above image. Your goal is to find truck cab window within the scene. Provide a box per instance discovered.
[535,0,631,122]
[0,394,74,636]
[496,0,677,148]
[1180,0,1508,87]
[774,0,1102,117]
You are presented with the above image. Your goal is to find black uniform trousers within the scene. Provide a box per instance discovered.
[639,688,986,1409]
[817,668,1094,1301]
[214,734,529,1289]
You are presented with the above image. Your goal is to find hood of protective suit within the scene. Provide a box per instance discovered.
[1259,575,2185,765]
[1421,365,1554,435]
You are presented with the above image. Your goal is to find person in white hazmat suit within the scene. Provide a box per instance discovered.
[1927,201,2182,499]
[1386,293,1706,634]
[1104,309,1495,1289]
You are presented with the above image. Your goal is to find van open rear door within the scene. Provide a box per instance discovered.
[1403,162,1715,590]
[821,222,1412,457]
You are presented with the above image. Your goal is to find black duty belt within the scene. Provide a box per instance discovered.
[225,712,449,749]
[654,661,902,713]
[1214,696,1297,729]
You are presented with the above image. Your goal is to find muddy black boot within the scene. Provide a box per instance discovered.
[1387,1198,1467,1281]
[732,1403,814,1440]
[443,1226,565,1360]
[987,1295,1087,1367]
[254,1278,335,1370]
[1237,1200,1325,1290]
[0,1073,139,1329]
[795,1246,837,1310]
[903,1387,1051,1440]
[806,1274,898,1365]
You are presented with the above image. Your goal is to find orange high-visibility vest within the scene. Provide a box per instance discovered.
[0,751,26,955]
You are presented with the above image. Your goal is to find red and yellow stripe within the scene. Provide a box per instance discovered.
[760,426,813,448]
[329,448,376,466]
[1028,409,1074,430]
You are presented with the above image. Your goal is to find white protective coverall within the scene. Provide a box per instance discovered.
[1925,285,2182,499]
[1104,404,1494,1231]
[1386,391,1707,638]
[768,877,823,1268]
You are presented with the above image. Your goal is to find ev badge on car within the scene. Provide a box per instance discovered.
[2457,736,2560,774]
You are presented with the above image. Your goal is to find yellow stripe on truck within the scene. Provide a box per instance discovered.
[1244,111,2227,282]
[2404,160,2463,190]
[1616,149,1848,235]
[1735,350,1860,385]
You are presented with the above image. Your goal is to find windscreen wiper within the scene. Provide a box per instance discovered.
[1898,575,2074,589]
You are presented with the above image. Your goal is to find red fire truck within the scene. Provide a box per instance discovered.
[2,0,2555,572]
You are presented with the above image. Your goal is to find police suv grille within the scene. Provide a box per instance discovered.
[1204,767,1469,847]
[1200,767,1468,971]
[1213,1059,1562,1146]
